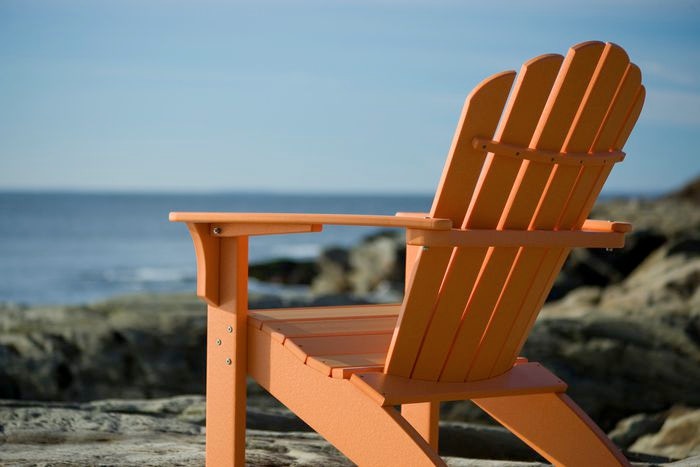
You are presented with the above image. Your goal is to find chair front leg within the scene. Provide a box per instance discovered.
[205,236,249,466]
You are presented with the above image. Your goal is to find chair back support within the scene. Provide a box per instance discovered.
[385,41,645,383]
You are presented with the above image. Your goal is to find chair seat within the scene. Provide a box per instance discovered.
[248,304,400,378]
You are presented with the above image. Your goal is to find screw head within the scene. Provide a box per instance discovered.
[226,325,233,333]
[225,358,232,365]
[213,227,222,235]
[216,339,222,346]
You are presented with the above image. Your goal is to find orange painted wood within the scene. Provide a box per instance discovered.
[384,246,453,377]
[352,362,566,406]
[170,212,452,230]
[472,137,625,165]
[284,333,393,362]
[489,52,645,376]
[388,71,517,381]
[386,71,515,378]
[465,249,546,380]
[430,71,516,224]
[595,65,643,151]
[574,74,645,228]
[402,402,440,450]
[212,222,322,237]
[408,245,486,381]
[264,316,397,343]
[474,393,629,466]
[468,42,633,380]
[247,325,445,466]
[185,222,220,306]
[205,237,248,467]
[557,43,630,229]
[491,248,568,374]
[433,53,565,382]
[405,227,626,248]
[305,352,386,377]
[581,219,631,233]
[248,304,400,329]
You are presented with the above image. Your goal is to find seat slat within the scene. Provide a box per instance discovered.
[410,54,563,382]
[264,316,397,343]
[284,333,393,362]
[248,304,400,329]
[306,353,387,378]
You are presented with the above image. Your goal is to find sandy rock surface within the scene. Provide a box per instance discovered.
[3,396,697,466]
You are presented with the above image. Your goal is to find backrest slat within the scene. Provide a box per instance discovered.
[385,41,644,384]
[488,64,645,378]
[441,42,612,382]
[384,71,515,378]
[409,55,563,382]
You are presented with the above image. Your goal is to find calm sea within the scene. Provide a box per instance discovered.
[0,192,432,305]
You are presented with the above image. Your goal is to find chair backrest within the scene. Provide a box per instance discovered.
[385,41,645,383]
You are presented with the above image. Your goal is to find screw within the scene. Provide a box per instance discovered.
[216,339,222,346]
[213,227,222,235]
[227,325,233,333]
[225,358,232,365]
[422,246,429,251]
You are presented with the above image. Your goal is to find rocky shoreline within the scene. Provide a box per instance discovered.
[1,177,699,465]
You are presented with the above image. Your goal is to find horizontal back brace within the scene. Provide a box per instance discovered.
[406,228,626,249]
[472,137,625,166]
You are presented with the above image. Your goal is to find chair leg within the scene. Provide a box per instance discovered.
[248,326,445,467]
[402,402,440,450]
[473,392,629,467]
[206,237,249,466]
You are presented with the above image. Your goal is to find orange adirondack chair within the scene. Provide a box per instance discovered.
[171,41,644,466]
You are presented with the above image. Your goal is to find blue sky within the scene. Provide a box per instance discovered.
[1,0,698,195]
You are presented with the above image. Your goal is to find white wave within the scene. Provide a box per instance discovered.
[98,267,195,284]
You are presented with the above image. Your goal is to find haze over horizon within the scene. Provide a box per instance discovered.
[2,0,699,195]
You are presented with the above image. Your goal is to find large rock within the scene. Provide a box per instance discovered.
[0,293,361,402]
[611,406,700,461]
[526,238,700,429]
[311,230,405,301]
[0,294,208,401]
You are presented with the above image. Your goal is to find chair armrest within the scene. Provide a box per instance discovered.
[170,212,452,233]
[581,219,632,233]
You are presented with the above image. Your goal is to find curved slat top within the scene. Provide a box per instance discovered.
[430,70,516,224]
[169,212,453,230]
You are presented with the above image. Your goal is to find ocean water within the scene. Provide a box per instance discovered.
[0,192,432,305]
